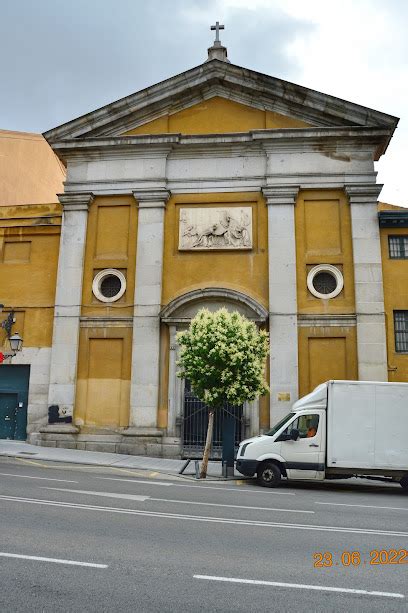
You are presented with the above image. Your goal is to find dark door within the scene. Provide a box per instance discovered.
[182,379,244,459]
[0,365,30,440]
[0,393,18,439]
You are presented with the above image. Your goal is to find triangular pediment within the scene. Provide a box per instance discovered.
[43,59,398,143]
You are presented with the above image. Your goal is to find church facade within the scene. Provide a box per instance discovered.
[1,37,407,456]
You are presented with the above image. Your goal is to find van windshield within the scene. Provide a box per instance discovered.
[265,413,294,437]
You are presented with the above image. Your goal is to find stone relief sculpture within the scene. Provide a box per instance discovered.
[179,207,252,250]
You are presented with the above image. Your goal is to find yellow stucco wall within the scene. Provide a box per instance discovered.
[296,189,358,395]
[123,97,311,135]
[380,225,408,382]
[162,192,268,307]
[75,327,132,428]
[75,195,138,427]
[0,203,61,349]
[160,191,270,427]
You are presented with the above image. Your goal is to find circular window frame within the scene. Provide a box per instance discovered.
[307,264,343,300]
[92,269,126,303]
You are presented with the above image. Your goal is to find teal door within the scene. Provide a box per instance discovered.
[0,365,30,440]
[0,393,18,439]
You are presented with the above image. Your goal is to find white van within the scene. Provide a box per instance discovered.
[236,380,408,489]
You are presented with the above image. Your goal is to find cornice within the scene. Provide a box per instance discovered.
[262,185,300,205]
[50,126,390,164]
[345,183,383,203]
[132,188,171,207]
[57,192,94,211]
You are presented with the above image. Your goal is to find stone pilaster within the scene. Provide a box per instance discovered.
[346,184,388,381]
[262,186,300,426]
[128,189,170,432]
[47,192,94,416]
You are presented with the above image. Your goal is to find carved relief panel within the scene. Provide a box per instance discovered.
[179,207,252,250]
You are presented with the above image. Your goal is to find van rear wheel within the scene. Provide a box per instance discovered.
[257,461,281,488]
[400,475,408,491]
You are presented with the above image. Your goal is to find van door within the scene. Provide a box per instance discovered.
[278,412,324,480]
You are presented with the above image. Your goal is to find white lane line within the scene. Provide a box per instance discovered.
[0,552,107,569]
[96,477,172,487]
[95,476,295,495]
[193,575,404,599]
[41,487,312,514]
[0,472,78,483]
[316,501,408,512]
[42,488,149,502]
[1,495,408,537]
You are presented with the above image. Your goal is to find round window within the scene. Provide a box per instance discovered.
[92,269,126,303]
[307,265,343,300]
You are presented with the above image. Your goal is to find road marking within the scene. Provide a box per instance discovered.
[96,477,172,487]
[2,495,408,537]
[42,488,149,502]
[15,458,49,468]
[107,467,146,477]
[0,552,107,568]
[0,472,78,483]
[193,575,404,599]
[41,487,313,514]
[95,476,295,495]
[316,501,408,512]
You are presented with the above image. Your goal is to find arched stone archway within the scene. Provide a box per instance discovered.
[160,288,268,447]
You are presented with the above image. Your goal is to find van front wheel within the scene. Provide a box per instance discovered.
[400,475,408,491]
[257,461,282,488]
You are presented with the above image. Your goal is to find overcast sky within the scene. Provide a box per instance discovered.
[1,0,407,206]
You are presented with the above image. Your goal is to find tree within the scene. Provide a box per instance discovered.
[177,308,269,478]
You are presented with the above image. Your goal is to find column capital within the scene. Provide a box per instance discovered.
[133,189,171,208]
[262,185,300,206]
[345,183,383,204]
[57,192,94,212]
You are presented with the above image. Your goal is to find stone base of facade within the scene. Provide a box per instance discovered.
[28,425,182,458]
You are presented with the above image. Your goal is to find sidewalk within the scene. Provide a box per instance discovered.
[0,440,239,479]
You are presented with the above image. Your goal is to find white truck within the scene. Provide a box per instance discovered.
[236,380,408,490]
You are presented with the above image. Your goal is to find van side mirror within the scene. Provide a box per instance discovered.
[290,429,299,441]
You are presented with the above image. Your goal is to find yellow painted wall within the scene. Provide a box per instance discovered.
[75,327,132,428]
[295,190,356,315]
[0,203,61,349]
[160,192,269,426]
[75,195,137,427]
[380,225,408,382]
[123,97,311,135]
[81,195,138,317]
[298,327,358,396]
[296,189,358,395]
[162,192,268,307]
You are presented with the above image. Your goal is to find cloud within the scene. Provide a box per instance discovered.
[0,0,406,205]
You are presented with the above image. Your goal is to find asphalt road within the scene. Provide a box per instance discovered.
[0,457,407,613]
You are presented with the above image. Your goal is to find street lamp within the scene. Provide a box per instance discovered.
[0,306,24,360]
[9,332,23,354]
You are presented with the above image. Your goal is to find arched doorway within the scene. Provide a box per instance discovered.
[160,288,268,457]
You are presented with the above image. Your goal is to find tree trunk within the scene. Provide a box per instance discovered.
[200,408,215,479]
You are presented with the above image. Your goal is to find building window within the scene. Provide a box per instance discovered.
[389,236,408,259]
[307,265,344,300]
[394,311,408,353]
[92,269,126,303]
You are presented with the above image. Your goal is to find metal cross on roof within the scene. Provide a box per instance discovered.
[210,21,224,43]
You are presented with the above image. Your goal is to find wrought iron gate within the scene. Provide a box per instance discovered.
[182,379,245,459]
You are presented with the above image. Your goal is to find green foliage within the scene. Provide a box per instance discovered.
[176,308,269,409]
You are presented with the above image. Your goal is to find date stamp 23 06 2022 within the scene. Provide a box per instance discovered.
[313,549,408,568]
